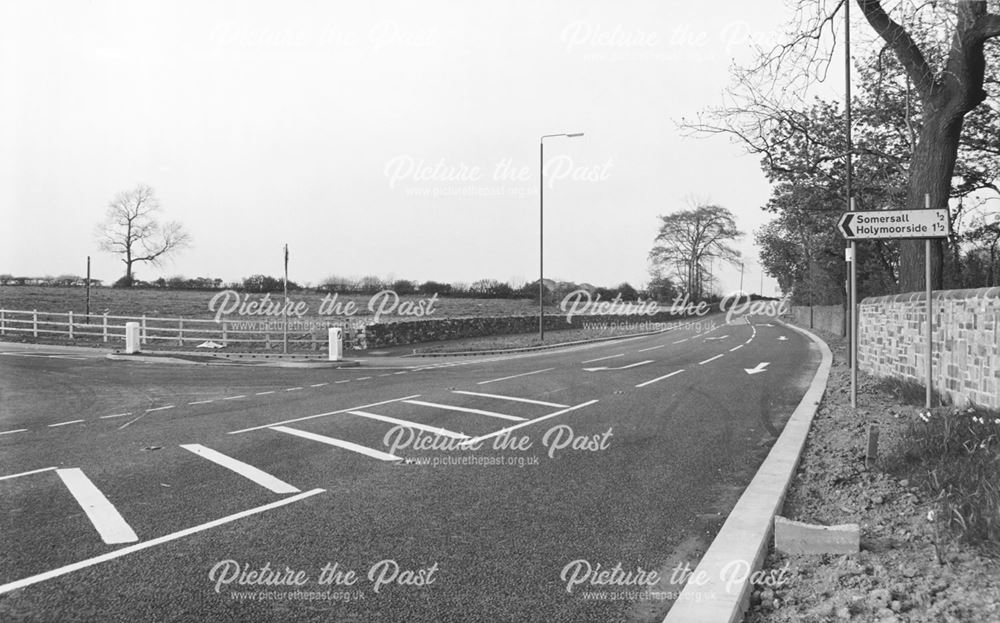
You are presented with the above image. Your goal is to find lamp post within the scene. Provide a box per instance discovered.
[539,132,584,340]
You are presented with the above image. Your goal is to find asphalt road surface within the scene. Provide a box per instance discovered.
[0,313,820,623]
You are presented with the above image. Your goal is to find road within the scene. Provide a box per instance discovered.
[0,314,820,622]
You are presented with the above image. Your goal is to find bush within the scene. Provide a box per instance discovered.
[112,275,135,288]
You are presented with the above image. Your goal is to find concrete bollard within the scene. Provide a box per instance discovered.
[328,328,343,362]
[125,322,141,354]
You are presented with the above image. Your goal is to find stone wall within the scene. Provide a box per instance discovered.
[789,305,845,337]
[857,287,1000,409]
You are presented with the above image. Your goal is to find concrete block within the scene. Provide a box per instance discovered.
[774,515,860,555]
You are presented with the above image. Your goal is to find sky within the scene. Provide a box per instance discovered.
[1,0,853,296]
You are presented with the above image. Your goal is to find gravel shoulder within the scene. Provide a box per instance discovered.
[744,329,1000,623]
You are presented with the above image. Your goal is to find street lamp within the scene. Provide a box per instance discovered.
[539,132,584,340]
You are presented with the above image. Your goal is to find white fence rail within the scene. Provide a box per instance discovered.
[0,309,367,350]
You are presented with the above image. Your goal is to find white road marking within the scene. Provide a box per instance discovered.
[403,400,526,422]
[673,338,689,344]
[451,391,569,409]
[0,429,28,436]
[286,387,303,392]
[638,345,665,352]
[223,395,246,400]
[699,354,724,365]
[335,380,351,384]
[56,468,138,545]
[188,400,214,405]
[256,391,276,395]
[581,353,624,364]
[583,360,654,372]
[477,368,555,385]
[460,400,599,447]
[635,369,685,388]
[180,444,300,494]
[48,419,85,428]
[394,371,408,375]
[145,405,175,412]
[356,377,372,381]
[347,411,470,439]
[310,383,328,388]
[270,426,401,461]
[378,373,392,377]
[0,488,324,595]
[0,466,57,481]
[228,395,422,434]
[729,345,744,352]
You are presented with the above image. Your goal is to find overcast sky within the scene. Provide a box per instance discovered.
[2,0,851,295]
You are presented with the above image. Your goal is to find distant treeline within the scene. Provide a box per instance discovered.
[1,273,682,302]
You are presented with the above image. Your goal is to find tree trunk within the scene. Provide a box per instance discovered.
[898,105,963,292]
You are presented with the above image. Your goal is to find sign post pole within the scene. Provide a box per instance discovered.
[849,198,857,409]
[925,194,933,410]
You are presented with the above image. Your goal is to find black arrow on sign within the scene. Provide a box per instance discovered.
[839,213,855,237]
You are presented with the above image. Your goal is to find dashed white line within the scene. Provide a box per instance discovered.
[699,354,724,365]
[394,371,408,375]
[0,429,28,436]
[451,390,569,409]
[378,373,392,377]
[256,391,276,395]
[673,338,689,344]
[223,395,246,401]
[335,380,351,384]
[356,377,372,381]
[477,368,555,385]
[347,411,470,439]
[635,369,685,388]
[269,426,401,461]
[729,345,744,352]
[581,353,624,364]
[0,466,57,481]
[403,399,527,422]
[100,413,131,419]
[56,468,138,545]
[48,419,85,428]
[180,444,300,494]
[229,395,422,435]
[285,387,303,392]
[310,383,328,388]
[0,488,324,595]
[145,405,175,412]
[188,400,214,405]
[638,345,665,352]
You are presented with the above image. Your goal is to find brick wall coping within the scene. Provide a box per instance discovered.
[860,286,1000,306]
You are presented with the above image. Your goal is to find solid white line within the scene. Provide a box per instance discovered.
[48,419,85,428]
[477,367,555,385]
[699,354,724,365]
[285,387,303,392]
[581,353,624,364]
[228,395,422,434]
[460,401,599,447]
[638,345,665,352]
[0,429,28,436]
[403,400,526,422]
[270,426,401,461]
[635,369,685,389]
[451,390,569,409]
[729,345,744,352]
[56,468,138,545]
[256,391,276,395]
[180,444,300,494]
[223,395,246,400]
[347,411,470,439]
[673,338,689,344]
[145,405,175,412]
[0,466,57,481]
[310,383,328,388]
[0,488,325,595]
[188,400,214,405]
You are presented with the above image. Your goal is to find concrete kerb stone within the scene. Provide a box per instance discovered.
[662,319,833,623]
[105,352,360,368]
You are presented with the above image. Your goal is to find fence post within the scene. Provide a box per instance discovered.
[103,313,108,342]
[33,310,38,337]
[68,311,74,339]
[141,315,147,345]
[222,320,228,346]
[178,318,184,346]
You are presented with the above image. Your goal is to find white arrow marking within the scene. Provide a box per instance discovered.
[777,336,788,341]
[744,362,770,375]
[584,360,654,372]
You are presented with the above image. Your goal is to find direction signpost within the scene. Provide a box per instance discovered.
[839,195,951,409]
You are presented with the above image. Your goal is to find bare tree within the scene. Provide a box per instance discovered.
[96,184,191,285]
[649,203,743,300]
[682,0,1000,291]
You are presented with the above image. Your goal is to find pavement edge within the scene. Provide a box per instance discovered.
[662,319,833,623]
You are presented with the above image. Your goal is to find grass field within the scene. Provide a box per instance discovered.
[0,286,562,319]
